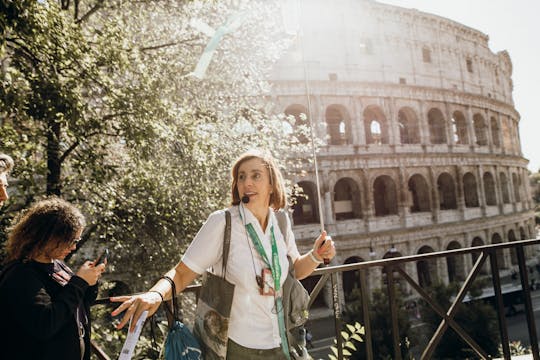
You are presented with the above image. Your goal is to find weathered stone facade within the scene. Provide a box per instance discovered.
[271,0,535,301]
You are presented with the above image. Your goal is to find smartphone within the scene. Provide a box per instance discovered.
[95,248,109,265]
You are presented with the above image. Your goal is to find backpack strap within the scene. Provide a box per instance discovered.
[275,209,290,246]
[221,210,232,280]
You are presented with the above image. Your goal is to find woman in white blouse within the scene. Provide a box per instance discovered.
[112,150,335,359]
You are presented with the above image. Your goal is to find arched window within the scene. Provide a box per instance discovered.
[428,108,447,144]
[491,233,505,268]
[417,246,436,288]
[491,117,500,147]
[364,106,389,145]
[292,181,319,225]
[373,175,398,216]
[500,172,510,204]
[452,111,468,145]
[483,172,497,205]
[437,173,457,210]
[408,174,430,213]
[473,113,488,146]
[463,172,479,207]
[284,104,310,144]
[326,105,351,145]
[334,178,362,220]
[343,256,364,300]
[398,107,420,144]
[446,241,465,282]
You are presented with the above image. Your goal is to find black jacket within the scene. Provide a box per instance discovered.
[0,260,98,360]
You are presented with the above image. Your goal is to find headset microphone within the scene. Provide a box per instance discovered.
[241,195,250,204]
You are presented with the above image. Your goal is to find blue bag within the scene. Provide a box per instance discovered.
[162,276,202,360]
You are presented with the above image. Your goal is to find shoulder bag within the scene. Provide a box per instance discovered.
[192,210,235,360]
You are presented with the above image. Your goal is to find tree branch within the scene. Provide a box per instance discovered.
[75,0,105,24]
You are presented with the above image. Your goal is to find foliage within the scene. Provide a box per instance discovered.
[418,282,500,359]
[342,287,416,360]
[498,340,531,357]
[329,322,364,360]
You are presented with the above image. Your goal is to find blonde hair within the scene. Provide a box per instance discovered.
[230,150,287,210]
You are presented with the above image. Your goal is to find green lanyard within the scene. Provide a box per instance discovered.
[244,218,290,360]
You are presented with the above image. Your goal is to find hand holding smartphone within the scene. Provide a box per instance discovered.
[94,248,109,265]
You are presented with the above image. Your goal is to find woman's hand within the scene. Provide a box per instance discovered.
[76,261,106,286]
[110,292,163,331]
[313,230,336,262]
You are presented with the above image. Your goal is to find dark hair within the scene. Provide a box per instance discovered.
[230,150,287,210]
[4,197,86,262]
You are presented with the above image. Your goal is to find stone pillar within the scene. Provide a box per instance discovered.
[356,99,367,146]
[398,167,408,227]
[360,168,372,232]
[494,165,504,214]
[418,100,429,146]
[455,166,466,219]
[477,165,487,216]
[429,167,440,223]
[467,105,476,151]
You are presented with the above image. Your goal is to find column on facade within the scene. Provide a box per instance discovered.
[428,167,440,223]
[360,168,372,232]
[316,96,327,145]
[476,165,487,216]
[466,105,476,150]
[354,98,367,146]
[494,165,504,215]
[508,167,517,213]
[385,96,398,146]
[501,224,513,270]
[455,166,466,218]
[398,167,408,227]
[322,170,335,226]
[486,109,494,153]
[444,101,455,150]
[418,100,429,146]
[498,113,507,155]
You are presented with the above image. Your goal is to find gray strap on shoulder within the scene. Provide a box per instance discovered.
[222,210,232,279]
[275,209,290,245]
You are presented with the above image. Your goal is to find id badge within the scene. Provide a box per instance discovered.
[259,268,275,296]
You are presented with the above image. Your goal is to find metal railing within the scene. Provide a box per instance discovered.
[92,238,540,360]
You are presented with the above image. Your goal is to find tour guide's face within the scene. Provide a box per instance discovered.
[0,173,8,207]
[237,158,272,210]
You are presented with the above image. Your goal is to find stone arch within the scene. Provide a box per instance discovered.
[500,172,510,204]
[483,172,497,205]
[292,181,319,225]
[446,241,466,282]
[463,172,479,207]
[284,104,310,144]
[364,105,389,145]
[326,105,352,145]
[437,172,457,210]
[471,236,488,274]
[452,111,468,145]
[334,177,362,220]
[473,113,488,146]
[512,173,521,202]
[428,108,447,144]
[408,174,431,213]
[398,107,420,144]
[343,256,364,300]
[417,245,437,288]
[491,116,500,147]
[373,175,398,216]
[491,233,506,269]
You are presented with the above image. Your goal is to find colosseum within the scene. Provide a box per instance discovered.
[270,0,536,303]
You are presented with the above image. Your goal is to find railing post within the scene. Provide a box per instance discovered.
[517,244,540,360]
[359,269,373,360]
[386,265,402,360]
[330,271,343,360]
[489,249,511,360]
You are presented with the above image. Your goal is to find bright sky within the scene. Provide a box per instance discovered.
[380,0,540,172]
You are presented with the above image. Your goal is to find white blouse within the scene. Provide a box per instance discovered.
[182,205,300,349]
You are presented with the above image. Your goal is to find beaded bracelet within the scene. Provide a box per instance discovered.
[148,290,164,303]
[308,249,323,264]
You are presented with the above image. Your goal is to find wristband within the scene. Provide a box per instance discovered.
[149,290,164,303]
[308,249,323,264]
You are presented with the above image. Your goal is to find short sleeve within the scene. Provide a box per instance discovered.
[181,210,226,275]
